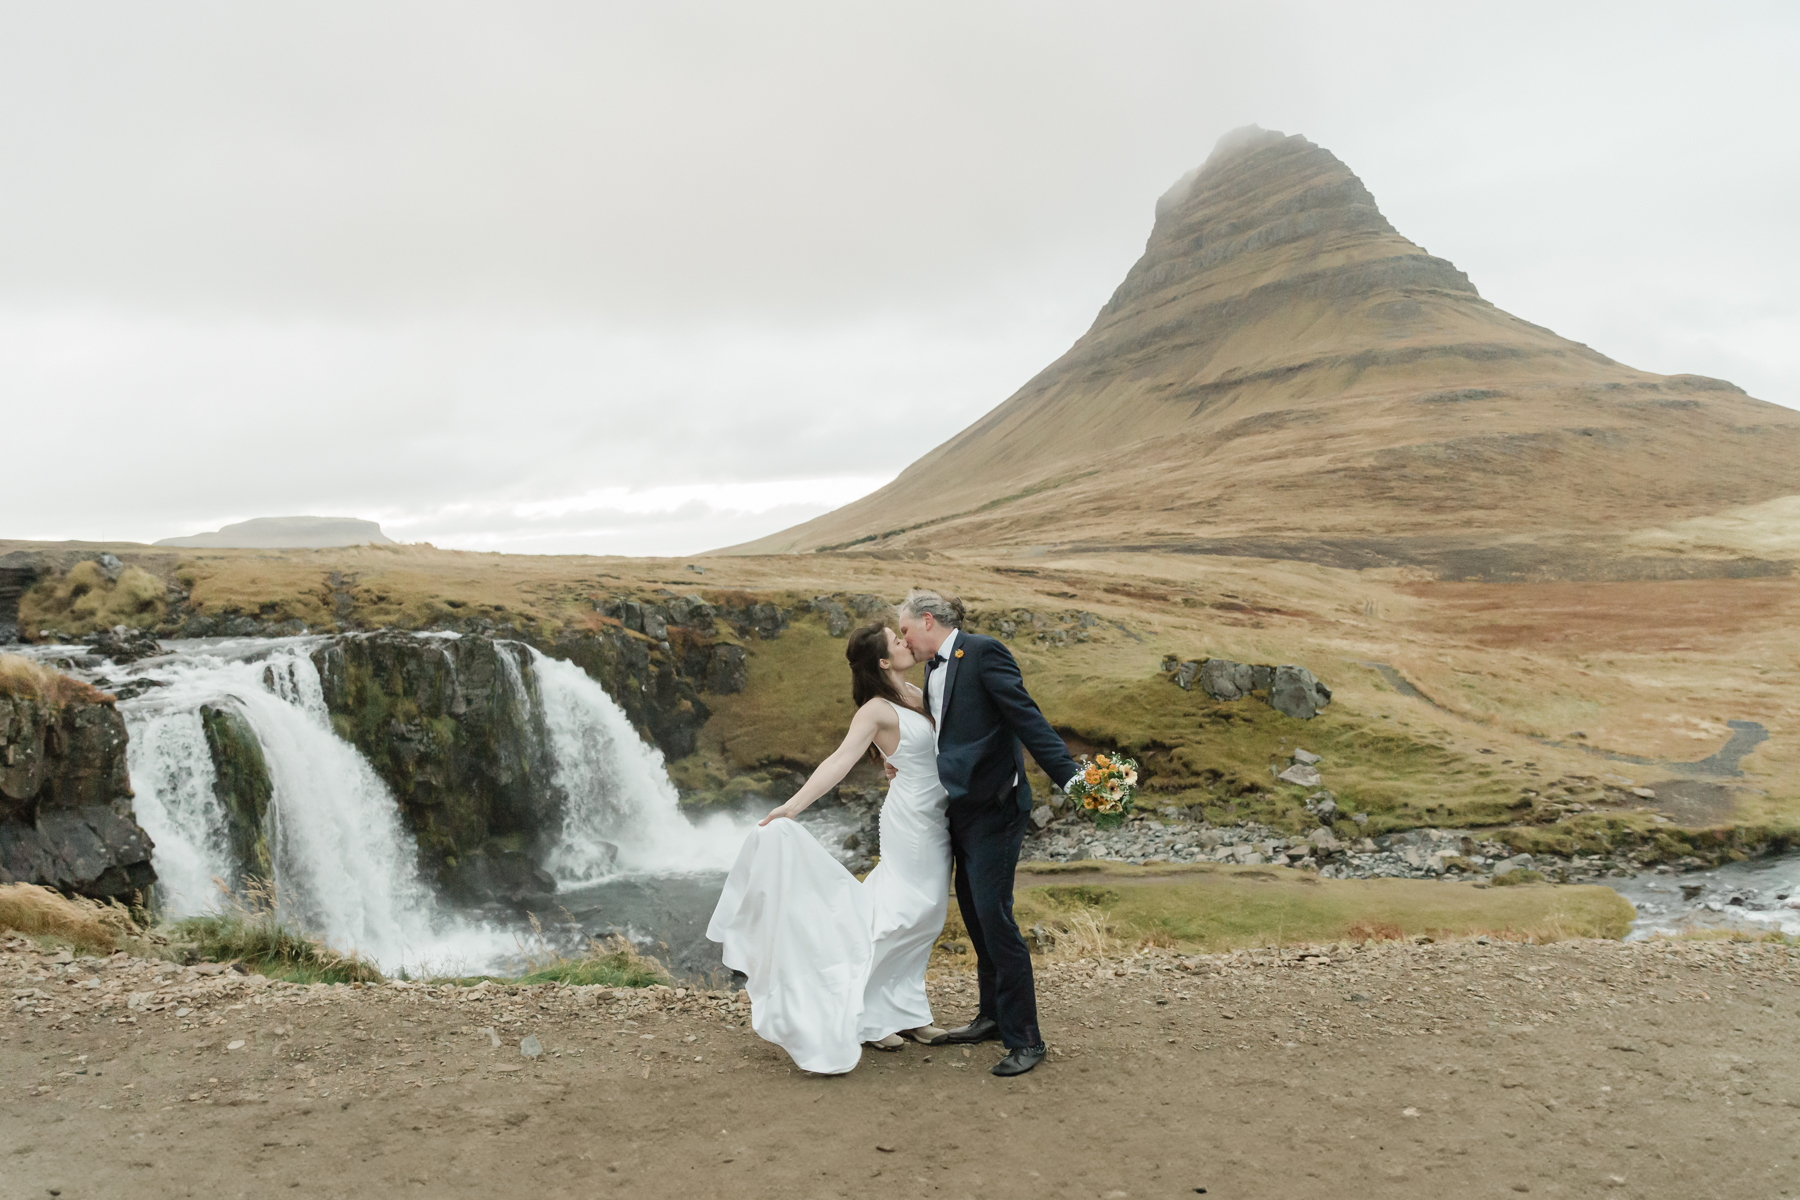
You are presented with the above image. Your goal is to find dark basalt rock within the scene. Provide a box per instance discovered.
[0,690,156,901]
[86,624,164,664]
[442,841,559,906]
[0,560,40,645]
[311,632,556,901]
[308,626,718,904]
[199,703,274,884]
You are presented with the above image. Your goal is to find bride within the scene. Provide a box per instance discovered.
[706,620,950,1074]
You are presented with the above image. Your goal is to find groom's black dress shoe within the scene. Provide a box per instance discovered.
[991,1044,1047,1077]
[940,1016,1001,1044]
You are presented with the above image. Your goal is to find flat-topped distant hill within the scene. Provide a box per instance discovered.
[720,126,1800,580]
[156,516,396,549]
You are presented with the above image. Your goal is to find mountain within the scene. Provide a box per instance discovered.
[721,127,1800,580]
[156,516,396,549]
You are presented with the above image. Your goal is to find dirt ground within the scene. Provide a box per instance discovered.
[5,936,1798,1200]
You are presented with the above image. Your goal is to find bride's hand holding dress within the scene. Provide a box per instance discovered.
[708,627,952,1074]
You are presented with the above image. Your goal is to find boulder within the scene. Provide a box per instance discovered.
[442,841,559,906]
[1493,853,1534,877]
[849,594,889,618]
[811,598,851,637]
[1293,748,1322,765]
[667,594,714,627]
[1277,763,1322,787]
[1268,665,1332,720]
[86,624,163,664]
[1173,660,1201,691]
[640,609,669,641]
[1199,658,1254,700]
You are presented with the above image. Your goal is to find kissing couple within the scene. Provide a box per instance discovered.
[707,588,1081,1076]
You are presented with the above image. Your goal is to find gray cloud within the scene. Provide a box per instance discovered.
[2,2,1795,553]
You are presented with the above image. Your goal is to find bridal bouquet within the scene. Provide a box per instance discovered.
[1065,753,1139,829]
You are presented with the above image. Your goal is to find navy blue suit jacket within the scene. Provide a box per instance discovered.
[930,632,1080,813]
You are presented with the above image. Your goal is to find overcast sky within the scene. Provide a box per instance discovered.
[3,2,1795,555]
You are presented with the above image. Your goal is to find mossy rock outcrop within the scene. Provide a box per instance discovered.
[198,703,273,885]
[310,632,555,898]
[0,688,155,900]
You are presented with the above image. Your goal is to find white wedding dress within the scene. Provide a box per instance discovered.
[706,702,951,1074]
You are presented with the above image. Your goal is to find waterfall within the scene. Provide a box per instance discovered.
[120,641,512,973]
[525,647,750,886]
[102,632,755,975]
[125,707,236,914]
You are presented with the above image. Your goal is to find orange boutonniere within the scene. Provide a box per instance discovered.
[954,648,964,658]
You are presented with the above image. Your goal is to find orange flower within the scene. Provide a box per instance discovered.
[1084,767,1102,785]
[1095,754,1111,769]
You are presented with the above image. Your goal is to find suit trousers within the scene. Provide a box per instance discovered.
[946,794,1040,1050]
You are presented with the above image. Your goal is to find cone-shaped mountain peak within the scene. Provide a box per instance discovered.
[723,129,1800,579]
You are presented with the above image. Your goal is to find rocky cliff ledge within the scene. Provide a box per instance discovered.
[0,671,155,901]
[292,616,737,905]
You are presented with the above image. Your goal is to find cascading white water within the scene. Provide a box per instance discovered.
[120,639,513,973]
[524,647,751,885]
[125,707,237,914]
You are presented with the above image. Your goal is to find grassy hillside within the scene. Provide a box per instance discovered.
[8,538,1794,857]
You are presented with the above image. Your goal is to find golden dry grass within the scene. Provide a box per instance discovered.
[0,654,113,706]
[0,883,141,953]
[5,536,1795,837]
[1007,863,1634,953]
[18,560,165,638]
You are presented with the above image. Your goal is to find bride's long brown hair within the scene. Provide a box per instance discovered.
[845,621,931,763]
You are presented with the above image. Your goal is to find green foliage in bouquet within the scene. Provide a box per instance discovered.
[1066,753,1140,830]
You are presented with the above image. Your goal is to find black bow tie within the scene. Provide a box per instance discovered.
[923,654,942,706]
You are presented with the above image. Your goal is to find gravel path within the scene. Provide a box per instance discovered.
[5,934,1798,1198]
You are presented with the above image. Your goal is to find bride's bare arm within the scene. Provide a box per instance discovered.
[759,701,894,825]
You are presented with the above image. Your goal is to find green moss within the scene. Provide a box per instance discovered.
[170,908,383,984]
[1490,869,1547,886]
[199,704,274,882]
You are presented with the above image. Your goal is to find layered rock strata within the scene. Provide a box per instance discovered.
[726,127,1800,577]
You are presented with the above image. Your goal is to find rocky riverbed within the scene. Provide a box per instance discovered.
[1025,812,1633,884]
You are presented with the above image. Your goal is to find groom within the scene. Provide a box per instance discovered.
[897,588,1080,1077]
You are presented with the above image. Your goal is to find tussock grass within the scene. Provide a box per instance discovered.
[510,936,670,988]
[0,655,113,706]
[1655,927,1799,946]
[19,560,165,638]
[168,879,383,984]
[1008,862,1634,953]
[436,914,670,988]
[0,883,143,953]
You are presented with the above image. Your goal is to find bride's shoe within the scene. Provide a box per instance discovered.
[864,1033,905,1052]
[901,1025,948,1045]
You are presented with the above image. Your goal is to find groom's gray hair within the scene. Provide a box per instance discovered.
[899,588,964,629]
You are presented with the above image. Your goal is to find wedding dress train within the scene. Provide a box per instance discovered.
[707,702,950,1074]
